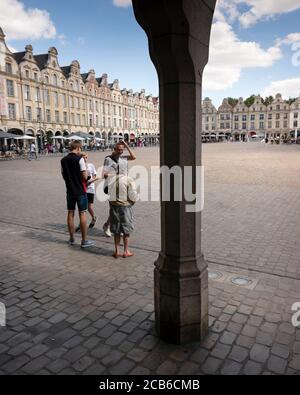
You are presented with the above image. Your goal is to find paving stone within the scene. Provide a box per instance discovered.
[110,358,136,375]
[2,355,30,373]
[211,343,231,359]
[220,331,237,345]
[201,357,222,375]
[267,355,288,375]
[91,344,111,359]
[83,364,106,375]
[22,356,51,374]
[271,344,290,359]
[127,348,149,363]
[221,360,242,375]
[250,344,270,363]
[156,360,177,375]
[289,356,300,371]
[64,346,87,363]
[105,332,127,346]
[243,360,263,375]
[228,346,248,363]
[129,366,151,375]
[72,356,95,372]
[47,359,70,374]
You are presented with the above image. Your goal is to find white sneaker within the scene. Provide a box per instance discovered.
[103,224,112,237]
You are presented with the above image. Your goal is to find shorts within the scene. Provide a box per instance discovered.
[67,194,88,213]
[110,204,134,235]
[87,193,94,204]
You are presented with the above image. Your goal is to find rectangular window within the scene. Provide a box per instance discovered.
[26,106,32,121]
[5,63,12,74]
[62,94,66,108]
[63,112,68,124]
[294,121,298,128]
[89,100,93,111]
[276,121,280,128]
[89,115,93,127]
[35,87,41,102]
[83,114,86,125]
[25,70,29,79]
[234,122,238,130]
[45,89,50,105]
[234,115,239,122]
[268,121,272,129]
[119,106,121,116]
[6,80,14,97]
[24,85,31,100]
[294,112,298,119]
[226,122,230,129]
[69,96,73,108]
[220,114,225,121]
[55,111,60,123]
[54,92,59,107]
[8,103,16,119]
[71,113,75,124]
[242,122,247,130]
[77,114,81,125]
[260,114,264,120]
[34,72,38,81]
[46,109,51,123]
[242,115,247,122]
[268,113,272,120]
[276,113,280,120]
[283,121,288,128]
[96,115,99,126]
[36,107,42,121]
[251,122,255,130]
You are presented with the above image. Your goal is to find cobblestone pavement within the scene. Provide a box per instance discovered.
[0,143,300,375]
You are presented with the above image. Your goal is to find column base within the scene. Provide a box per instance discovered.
[154,253,209,345]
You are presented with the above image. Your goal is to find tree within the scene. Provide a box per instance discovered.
[262,96,274,106]
[287,98,297,105]
[227,97,238,107]
[244,95,256,107]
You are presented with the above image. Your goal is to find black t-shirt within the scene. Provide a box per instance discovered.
[61,153,86,197]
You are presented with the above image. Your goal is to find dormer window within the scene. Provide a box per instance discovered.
[25,70,29,79]
[53,74,58,86]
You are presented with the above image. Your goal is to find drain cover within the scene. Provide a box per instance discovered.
[208,271,223,280]
[231,276,253,286]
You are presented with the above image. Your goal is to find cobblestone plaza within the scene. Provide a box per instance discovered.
[0,142,300,375]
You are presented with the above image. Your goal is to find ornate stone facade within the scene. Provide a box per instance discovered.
[0,27,159,147]
[202,94,299,141]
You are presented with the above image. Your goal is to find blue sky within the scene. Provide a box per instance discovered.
[1,0,300,107]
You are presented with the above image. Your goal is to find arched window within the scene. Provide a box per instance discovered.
[53,74,58,86]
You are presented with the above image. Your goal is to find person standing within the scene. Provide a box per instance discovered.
[75,152,100,232]
[29,141,37,161]
[108,174,139,258]
[102,140,136,237]
[61,141,95,248]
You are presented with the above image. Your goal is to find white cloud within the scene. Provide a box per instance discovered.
[0,0,56,40]
[216,0,300,28]
[276,33,300,47]
[113,0,132,8]
[262,78,300,98]
[240,0,300,28]
[203,21,282,90]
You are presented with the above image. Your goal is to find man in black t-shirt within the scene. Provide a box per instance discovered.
[61,141,95,248]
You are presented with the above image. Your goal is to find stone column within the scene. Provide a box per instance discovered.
[132,0,216,344]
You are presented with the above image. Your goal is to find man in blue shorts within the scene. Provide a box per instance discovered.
[61,141,94,248]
